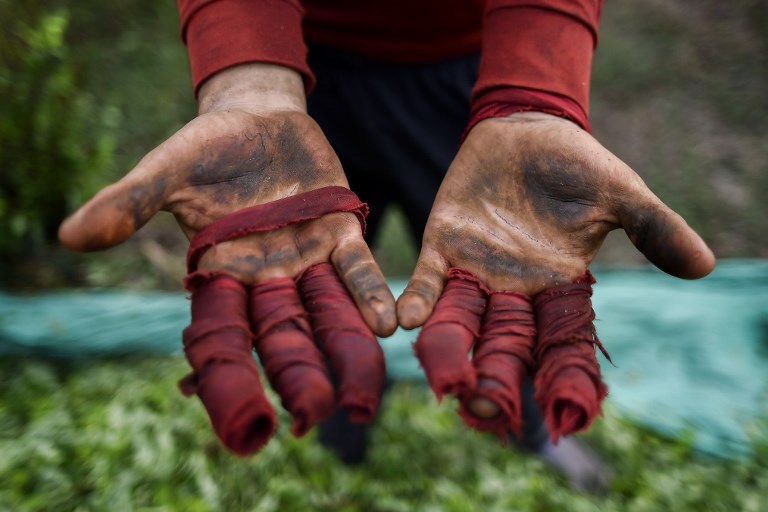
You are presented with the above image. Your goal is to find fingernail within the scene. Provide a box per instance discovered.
[467,396,501,419]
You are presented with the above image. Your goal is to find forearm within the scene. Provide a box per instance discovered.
[198,63,307,115]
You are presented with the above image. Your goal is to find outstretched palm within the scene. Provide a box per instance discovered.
[60,109,396,333]
[399,112,714,322]
[398,112,715,431]
[60,107,396,455]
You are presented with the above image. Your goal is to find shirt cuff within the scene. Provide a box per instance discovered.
[470,1,602,134]
[464,87,591,140]
[177,0,314,97]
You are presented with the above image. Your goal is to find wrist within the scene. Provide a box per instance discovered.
[198,63,307,115]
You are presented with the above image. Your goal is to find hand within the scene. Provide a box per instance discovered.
[398,112,715,435]
[59,64,397,454]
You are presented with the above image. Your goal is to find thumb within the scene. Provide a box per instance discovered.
[58,143,178,252]
[619,188,715,279]
[396,245,450,329]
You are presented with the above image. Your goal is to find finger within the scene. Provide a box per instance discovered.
[618,188,715,279]
[413,269,487,401]
[248,277,335,437]
[298,262,386,423]
[458,291,536,439]
[533,273,609,443]
[331,235,397,337]
[179,272,276,456]
[396,246,450,329]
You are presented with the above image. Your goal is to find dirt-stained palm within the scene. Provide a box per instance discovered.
[59,109,396,336]
[398,112,715,326]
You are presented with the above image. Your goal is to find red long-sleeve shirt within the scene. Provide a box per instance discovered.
[176,0,603,131]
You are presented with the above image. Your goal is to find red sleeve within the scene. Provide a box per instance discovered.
[176,0,314,96]
[468,0,604,134]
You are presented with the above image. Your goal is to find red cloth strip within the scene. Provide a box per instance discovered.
[533,271,609,443]
[298,262,386,422]
[459,290,536,438]
[186,186,368,273]
[248,278,335,437]
[180,272,276,456]
[414,268,488,400]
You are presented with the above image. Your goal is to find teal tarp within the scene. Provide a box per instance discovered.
[2,260,767,457]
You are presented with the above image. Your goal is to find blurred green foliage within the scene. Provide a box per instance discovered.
[0,356,766,511]
[0,5,116,258]
[0,0,193,288]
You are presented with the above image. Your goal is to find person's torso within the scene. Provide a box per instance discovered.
[303,0,485,61]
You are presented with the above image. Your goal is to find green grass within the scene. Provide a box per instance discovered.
[1,357,766,511]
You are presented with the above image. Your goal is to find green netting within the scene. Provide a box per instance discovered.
[1,260,767,458]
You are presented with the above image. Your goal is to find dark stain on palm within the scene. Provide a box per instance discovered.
[294,233,326,260]
[521,153,600,227]
[437,226,566,284]
[466,161,504,207]
[188,119,323,204]
[263,246,300,267]
[217,245,303,280]
[219,254,265,281]
[129,178,167,230]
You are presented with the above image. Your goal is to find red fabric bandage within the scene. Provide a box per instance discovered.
[248,277,336,437]
[458,290,536,438]
[298,262,386,423]
[180,186,378,455]
[180,272,276,455]
[186,186,368,273]
[416,267,608,443]
[414,269,488,401]
[533,271,610,443]
[414,268,538,441]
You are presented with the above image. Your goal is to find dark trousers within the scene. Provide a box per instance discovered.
[307,44,550,462]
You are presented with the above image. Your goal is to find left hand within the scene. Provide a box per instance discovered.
[397,111,715,418]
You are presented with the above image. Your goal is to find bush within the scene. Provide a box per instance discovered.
[0,0,194,289]
[0,4,117,261]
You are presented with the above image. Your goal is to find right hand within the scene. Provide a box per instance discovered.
[58,64,397,453]
[59,63,396,335]
[397,112,715,437]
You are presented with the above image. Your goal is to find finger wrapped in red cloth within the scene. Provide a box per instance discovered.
[458,290,536,439]
[298,262,385,423]
[413,268,487,401]
[533,271,611,443]
[415,269,538,440]
[179,272,276,456]
[248,278,335,437]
